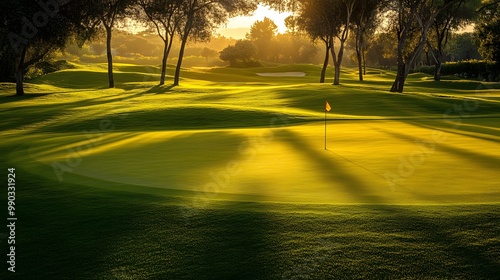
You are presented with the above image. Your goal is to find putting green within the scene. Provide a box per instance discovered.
[26,119,500,204]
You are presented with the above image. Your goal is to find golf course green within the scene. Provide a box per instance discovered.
[1,63,499,278]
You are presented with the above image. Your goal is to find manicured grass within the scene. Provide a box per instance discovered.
[18,120,500,204]
[1,63,499,279]
[8,171,500,279]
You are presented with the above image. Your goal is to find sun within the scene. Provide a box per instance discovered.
[216,4,292,39]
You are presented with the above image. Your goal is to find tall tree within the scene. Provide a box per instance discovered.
[365,31,398,68]
[284,15,299,35]
[389,0,461,93]
[200,47,218,63]
[93,0,136,88]
[331,0,356,85]
[475,0,500,62]
[351,0,384,81]
[297,0,339,83]
[138,0,183,85]
[427,0,480,81]
[447,32,481,61]
[247,17,278,61]
[298,0,356,85]
[220,40,257,67]
[173,0,257,86]
[1,0,99,96]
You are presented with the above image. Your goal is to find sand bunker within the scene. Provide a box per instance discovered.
[256,72,306,77]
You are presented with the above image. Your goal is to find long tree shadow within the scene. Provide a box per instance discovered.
[406,118,500,144]
[11,130,284,278]
[28,130,248,194]
[1,92,52,103]
[275,129,499,278]
[376,126,500,170]
[0,87,184,133]
[144,84,176,94]
[277,129,387,204]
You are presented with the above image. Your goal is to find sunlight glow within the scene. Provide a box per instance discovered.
[216,4,292,39]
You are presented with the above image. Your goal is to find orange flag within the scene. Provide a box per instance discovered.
[325,100,331,112]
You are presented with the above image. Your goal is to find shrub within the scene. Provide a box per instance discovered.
[26,60,76,80]
[415,61,500,81]
[220,40,260,68]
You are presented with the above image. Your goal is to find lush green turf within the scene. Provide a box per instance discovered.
[1,63,499,279]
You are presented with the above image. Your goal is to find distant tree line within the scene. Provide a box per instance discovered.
[219,17,320,67]
[65,31,233,65]
[1,0,499,95]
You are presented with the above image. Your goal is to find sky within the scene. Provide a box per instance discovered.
[131,4,472,39]
[216,4,292,39]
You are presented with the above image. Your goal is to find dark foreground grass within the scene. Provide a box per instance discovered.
[4,165,499,279]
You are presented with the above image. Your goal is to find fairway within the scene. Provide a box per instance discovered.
[1,63,499,278]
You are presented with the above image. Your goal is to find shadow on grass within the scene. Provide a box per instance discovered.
[1,92,52,101]
[32,107,300,133]
[0,88,102,103]
[11,156,283,278]
[0,89,167,132]
[406,119,500,144]
[272,128,499,278]
[413,80,500,91]
[144,84,176,94]
[5,135,499,279]
[277,129,385,203]
[32,70,160,89]
[376,125,500,170]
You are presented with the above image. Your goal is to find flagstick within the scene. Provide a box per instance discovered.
[324,103,327,150]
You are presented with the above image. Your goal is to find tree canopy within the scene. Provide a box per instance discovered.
[247,17,278,60]
[1,0,100,95]
[475,0,500,62]
[219,40,258,67]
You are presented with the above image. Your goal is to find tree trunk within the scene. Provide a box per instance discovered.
[106,26,114,88]
[356,46,363,81]
[15,47,27,96]
[320,43,330,83]
[330,39,339,85]
[393,40,427,93]
[332,2,353,86]
[173,34,188,86]
[434,57,442,81]
[15,69,25,96]
[333,40,346,85]
[433,34,444,82]
[160,42,169,85]
[391,62,406,93]
[355,27,363,81]
[160,32,175,86]
[362,50,367,76]
[333,63,341,85]
[174,5,196,87]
